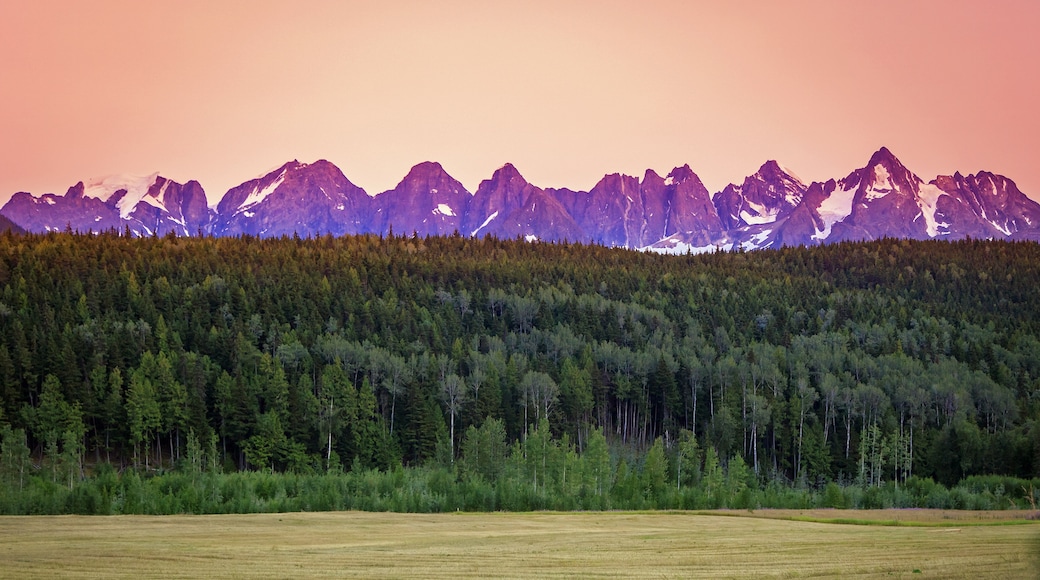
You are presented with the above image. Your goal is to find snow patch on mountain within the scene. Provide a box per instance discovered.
[81,173,162,218]
[815,184,857,240]
[237,170,287,214]
[864,164,894,201]
[740,200,776,225]
[471,211,499,237]
[82,173,159,203]
[917,183,945,237]
[748,229,773,248]
[991,219,1011,236]
[434,203,455,217]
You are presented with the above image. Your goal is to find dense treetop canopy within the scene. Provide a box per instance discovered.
[1,231,1039,500]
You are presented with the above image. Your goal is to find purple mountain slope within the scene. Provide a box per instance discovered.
[5,148,1039,252]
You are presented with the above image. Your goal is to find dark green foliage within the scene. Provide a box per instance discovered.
[2,232,1040,512]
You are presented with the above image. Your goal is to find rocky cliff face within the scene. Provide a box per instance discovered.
[715,160,807,231]
[370,162,471,238]
[127,177,211,237]
[464,163,539,238]
[560,172,646,247]
[931,171,1040,241]
[212,160,368,237]
[827,147,931,242]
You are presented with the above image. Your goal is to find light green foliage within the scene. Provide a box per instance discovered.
[677,428,700,488]
[523,418,557,492]
[858,422,889,487]
[0,425,30,492]
[642,437,668,502]
[127,367,161,468]
[461,417,507,482]
[185,429,203,476]
[727,454,756,509]
[583,427,612,497]
[703,446,724,500]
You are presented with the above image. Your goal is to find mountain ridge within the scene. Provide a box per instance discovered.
[4,148,1039,252]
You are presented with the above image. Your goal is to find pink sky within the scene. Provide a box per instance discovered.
[1,0,1038,206]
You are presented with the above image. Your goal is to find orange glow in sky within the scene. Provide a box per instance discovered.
[1,0,1038,205]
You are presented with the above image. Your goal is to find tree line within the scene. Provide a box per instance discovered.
[1,230,1039,513]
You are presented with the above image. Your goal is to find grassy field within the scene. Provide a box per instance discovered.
[1,510,1037,578]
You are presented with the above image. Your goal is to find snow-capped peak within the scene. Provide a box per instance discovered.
[82,173,160,203]
[82,172,162,218]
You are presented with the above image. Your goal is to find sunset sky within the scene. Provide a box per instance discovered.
[2,0,1037,207]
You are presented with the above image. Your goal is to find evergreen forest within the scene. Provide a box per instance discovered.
[1,230,1039,514]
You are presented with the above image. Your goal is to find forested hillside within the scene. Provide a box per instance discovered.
[1,231,1039,513]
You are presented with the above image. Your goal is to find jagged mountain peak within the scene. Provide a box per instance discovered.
[252,159,344,182]
[212,159,368,237]
[387,161,468,197]
[466,163,547,239]
[665,164,697,186]
[401,160,448,180]
[713,159,809,231]
[864,147,920,186]
[487,163,528,186]
[823,148,930,242]
[594,172,634,190]
[641,168,664,187]
[66,181,86,199]
[371,161,470,237]
[928,170,1040,240]
[756,160,805,187]
[862,148,920,193]
[277,159,304,171]
[495,162,520,175]
[473,164,533,197]
[870,145,897,163]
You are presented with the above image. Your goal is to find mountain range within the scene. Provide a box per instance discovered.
[4,147,1039,252]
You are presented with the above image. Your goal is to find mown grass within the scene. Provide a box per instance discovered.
[692,508,1040,527]
[0,510,1037,578]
